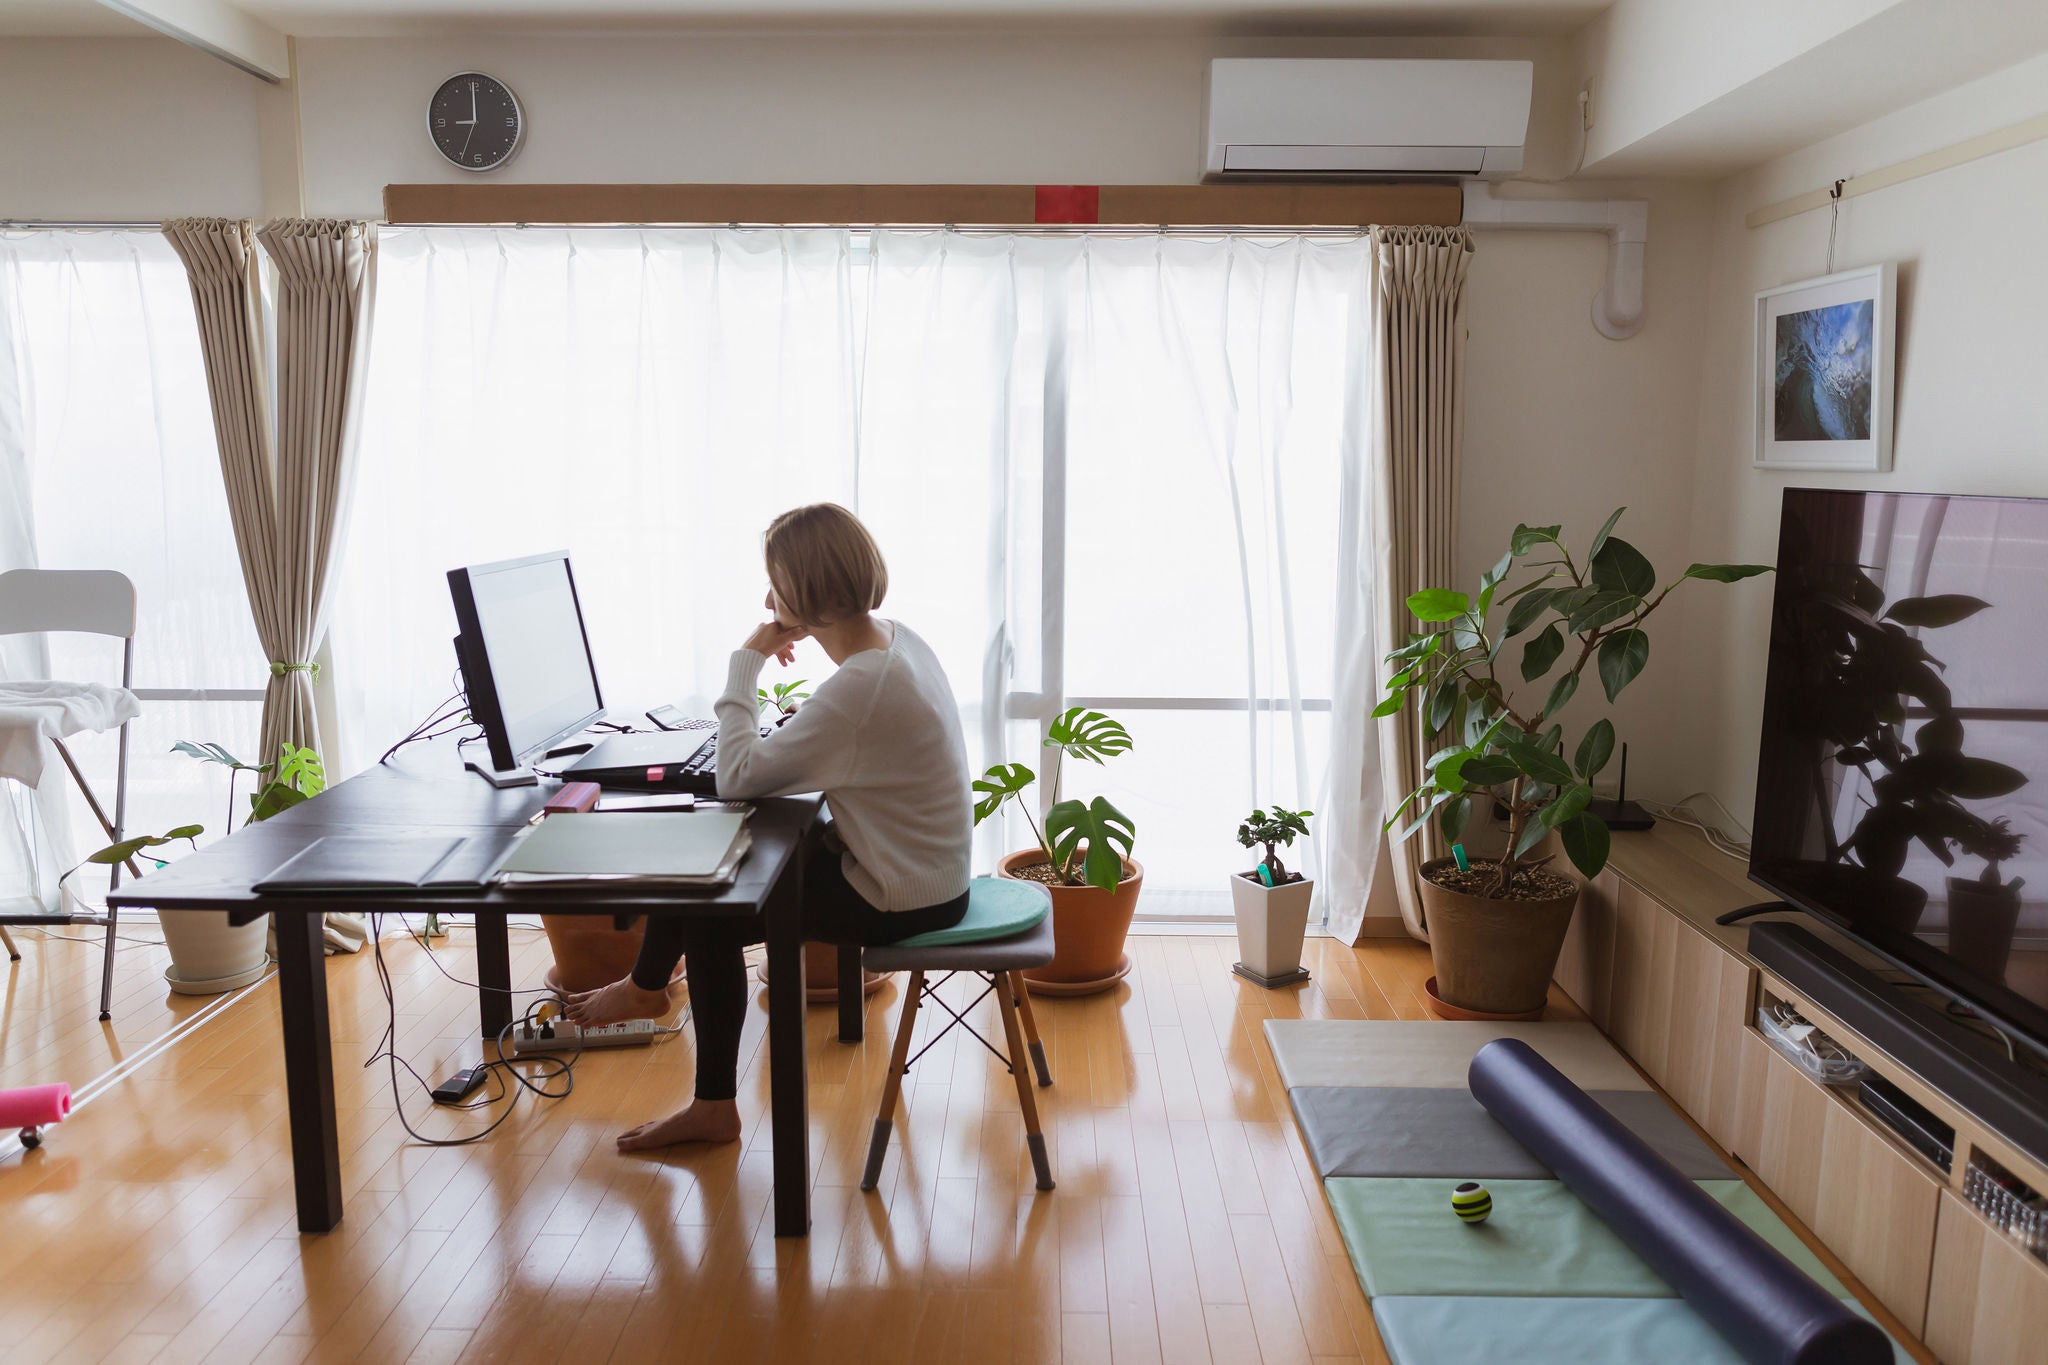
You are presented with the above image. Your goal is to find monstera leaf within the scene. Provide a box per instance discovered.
[1047,796,1136,891]
[1045,707,1133,764]
[87,825,203,865]
[972,763,1036,824]
[171,740,265,773]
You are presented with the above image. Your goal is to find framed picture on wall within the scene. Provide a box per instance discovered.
[1753,262,1896,471]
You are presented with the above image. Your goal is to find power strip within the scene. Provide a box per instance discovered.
[510,1019,659,1055]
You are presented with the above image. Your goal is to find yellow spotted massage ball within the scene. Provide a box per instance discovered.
[1451,1181,1493,1224]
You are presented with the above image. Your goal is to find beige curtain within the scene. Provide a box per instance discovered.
[1368,225,1474,941]
[165,218,377,954]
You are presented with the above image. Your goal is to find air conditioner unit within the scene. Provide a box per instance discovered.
[1204,58,1533,181]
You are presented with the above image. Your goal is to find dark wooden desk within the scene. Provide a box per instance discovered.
[107,741,831,1238]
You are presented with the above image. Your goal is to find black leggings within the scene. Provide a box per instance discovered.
[630,849,967,1101]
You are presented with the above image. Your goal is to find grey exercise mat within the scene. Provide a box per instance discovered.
[1289,1086,1734,1181]
[1263,1020,1651,1092]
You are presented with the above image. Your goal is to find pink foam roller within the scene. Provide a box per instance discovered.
[0,1083,71,1129]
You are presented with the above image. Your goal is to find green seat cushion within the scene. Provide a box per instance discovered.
[1326,1178,1848,1300]
[890,876,1048,948]
[1371,1296,1912,1365]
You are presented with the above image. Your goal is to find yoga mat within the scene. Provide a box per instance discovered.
[1325,1177,1846,1301]
[1469,1039,1890,1365]
[0,1083,70,1128]
[1289,1085,1733,1180]
[1372,1297,1911,1365]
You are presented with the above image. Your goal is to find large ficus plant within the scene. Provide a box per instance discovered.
[1376,509,1771,897]
[973,706,1136,891]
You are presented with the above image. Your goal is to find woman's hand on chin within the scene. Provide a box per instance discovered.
[744,619,807,666]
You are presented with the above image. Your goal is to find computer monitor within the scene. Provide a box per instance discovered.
[447,552,605,784]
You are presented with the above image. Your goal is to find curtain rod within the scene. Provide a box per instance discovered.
[0,221,163,230]
[1745,110,2048,229]
[389,221,1373,237]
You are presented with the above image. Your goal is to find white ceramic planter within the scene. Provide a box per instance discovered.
[1230,873,1315,986]
[157,908,271,994]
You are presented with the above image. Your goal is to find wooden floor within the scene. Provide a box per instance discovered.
[0,917,1922,1365]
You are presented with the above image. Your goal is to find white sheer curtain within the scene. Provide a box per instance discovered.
[1025,234,1377,921]
[330,228,859,767]
[331,227,1380,921]
[0,230,266,912]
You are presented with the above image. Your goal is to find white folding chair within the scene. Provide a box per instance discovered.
[0,569,140,1020]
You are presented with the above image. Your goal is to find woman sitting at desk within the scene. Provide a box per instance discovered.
[565,502,971,1149]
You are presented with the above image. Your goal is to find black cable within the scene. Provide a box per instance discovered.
[377,690,470,765]
[364,911,581,1147]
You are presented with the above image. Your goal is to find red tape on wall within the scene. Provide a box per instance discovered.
[1034,186,1101,224]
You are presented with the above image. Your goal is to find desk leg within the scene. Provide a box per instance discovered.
[276,911,342,1233]
[474,910,514,1042]
[837,944,864,1043]
[766,865,811,1238]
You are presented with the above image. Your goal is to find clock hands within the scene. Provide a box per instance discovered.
[459,84,478,157]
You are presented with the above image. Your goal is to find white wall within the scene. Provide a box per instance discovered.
[289,31,1585,217]
[0,38,268,219]
[1460,178,1716,803]
[1674,51,2048,825]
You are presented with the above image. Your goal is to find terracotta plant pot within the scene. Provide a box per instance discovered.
[998,849,1143,996]
[540,913,652,995]
[1417,856,1578,1016]
[754,940,890,1004]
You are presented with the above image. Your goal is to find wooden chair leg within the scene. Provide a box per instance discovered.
[1009,970,1051,1087]
[995,971,1054,1191]
[860,969,924,1192]
[0,923,18,961]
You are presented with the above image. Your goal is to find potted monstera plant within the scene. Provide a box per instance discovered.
[974,707,1140,995]
[1377,509,1771,1017]
[81,742,327,994]
[1231,806,1315,988]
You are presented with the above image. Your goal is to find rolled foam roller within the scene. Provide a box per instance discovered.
[0,1083,71,1129]
[1469,1039,1889,1365]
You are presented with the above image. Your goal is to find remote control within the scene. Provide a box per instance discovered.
[430,1065,489,1105]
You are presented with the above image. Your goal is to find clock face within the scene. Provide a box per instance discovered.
[429,72,522,172]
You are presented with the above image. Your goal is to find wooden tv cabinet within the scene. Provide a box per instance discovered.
[1553,822,2048,1364]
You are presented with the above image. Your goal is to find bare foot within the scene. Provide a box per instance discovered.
[563,977,670,1027]
[617,1099,743,1151]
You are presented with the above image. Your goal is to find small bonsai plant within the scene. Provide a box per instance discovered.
[757,679,810,723]
[1238,807,1313,886]
[1376,508,1771,897]
[972,706,1136,891]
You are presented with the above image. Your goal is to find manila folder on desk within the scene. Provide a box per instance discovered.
[496,811,748,881]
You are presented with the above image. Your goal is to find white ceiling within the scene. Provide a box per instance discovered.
[0,0,136,33]
[3,0,1612,38]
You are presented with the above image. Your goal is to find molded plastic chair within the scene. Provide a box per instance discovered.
[858,878,1058,1193]
[0,569,139,1019]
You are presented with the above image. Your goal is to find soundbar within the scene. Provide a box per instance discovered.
[1748,921,2048,1166]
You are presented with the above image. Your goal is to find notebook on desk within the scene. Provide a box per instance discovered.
[255,834,505,894]
[494,810,751,887]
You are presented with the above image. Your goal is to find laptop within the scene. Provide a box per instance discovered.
[560,728,726,793]
[448,552,753,793]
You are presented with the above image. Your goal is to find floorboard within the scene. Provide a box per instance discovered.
[0,922,1925,1363]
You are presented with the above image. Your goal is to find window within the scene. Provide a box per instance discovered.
[1,231,263,905]
[331,228,1372,920]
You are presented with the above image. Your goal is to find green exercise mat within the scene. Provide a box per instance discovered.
[1325,1177,1849,1300]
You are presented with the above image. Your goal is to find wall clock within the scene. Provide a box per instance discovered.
[429,72,523,172]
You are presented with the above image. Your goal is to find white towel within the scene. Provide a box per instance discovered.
[0,681,143,787]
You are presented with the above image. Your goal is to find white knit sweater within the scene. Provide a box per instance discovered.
[713,621,972,912]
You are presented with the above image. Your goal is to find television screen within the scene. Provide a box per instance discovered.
[1750,489,2048,1050]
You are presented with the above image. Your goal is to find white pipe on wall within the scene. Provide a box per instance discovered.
[1461,182,1649,341]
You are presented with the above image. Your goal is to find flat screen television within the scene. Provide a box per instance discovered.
[1750,488,2048,1057]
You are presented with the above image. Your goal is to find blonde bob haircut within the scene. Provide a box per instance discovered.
[764,503,889,627]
